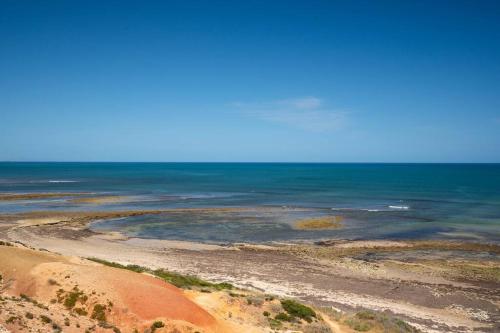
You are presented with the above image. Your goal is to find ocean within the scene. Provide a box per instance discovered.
[1,162,499,243]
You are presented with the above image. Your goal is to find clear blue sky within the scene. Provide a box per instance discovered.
[1,0,499,162]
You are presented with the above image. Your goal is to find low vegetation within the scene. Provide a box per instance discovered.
[91,304,107,322]
[20,293,48,310]
[70,258,419,333]
[153,268,233,290]
[88,257,234,290]
[40,315,52,324]
[281,299,317,323]
[268,318,282,329]
[341,310,421,333]
[63,289,87,309]
[74,307,88,316]
[55,286,89,312]
[275,312,293,322]
[150,321,165,332]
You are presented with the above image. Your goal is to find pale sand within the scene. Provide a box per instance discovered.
[16,217,67,227]
[70,195,131,204]
[333,240,411,248]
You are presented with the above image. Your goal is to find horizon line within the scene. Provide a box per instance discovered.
[1,161,500,164]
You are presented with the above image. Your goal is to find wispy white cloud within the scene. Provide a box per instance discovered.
[232,97,347,132]
[277,97,323,110]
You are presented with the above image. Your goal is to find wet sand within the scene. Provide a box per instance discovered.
[0,192,89,201]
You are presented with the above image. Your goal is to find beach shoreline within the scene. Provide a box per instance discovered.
[1,207,499,332]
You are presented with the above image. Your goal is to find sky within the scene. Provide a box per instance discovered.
[1,0,499,162]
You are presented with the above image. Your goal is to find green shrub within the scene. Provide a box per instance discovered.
[275,312,293,322]
[74,307,88,316]
[153,269,233,290]
[87,257,233,291]
[268,318,282,329]
[394,318,414,330]
[151,321,165,332]
[48,278,60,286]
[91,304,107,322]
[348,310,421,333]
[246,296,264,307]
[64,289,85,309]
[52,323,62,333]
[215,282,234,290]
[125,264,146,273]
[98,322,114,329]
[281,299,316,323]
[345,318,372,331]
[356,310,376,320]
[303,322,333,333]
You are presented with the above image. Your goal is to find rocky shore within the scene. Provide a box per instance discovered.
[0,206,497,332]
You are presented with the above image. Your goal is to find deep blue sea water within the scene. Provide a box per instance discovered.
[1,162,499,243]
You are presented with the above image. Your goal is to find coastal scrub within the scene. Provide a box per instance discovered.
[281,299,316,323]
[87,257,234,290]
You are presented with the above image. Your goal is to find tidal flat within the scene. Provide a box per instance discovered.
[1,192,499,332]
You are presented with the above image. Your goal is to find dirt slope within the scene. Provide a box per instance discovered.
[0,245,221,332]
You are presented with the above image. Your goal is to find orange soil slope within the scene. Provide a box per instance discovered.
[0,245,221,332]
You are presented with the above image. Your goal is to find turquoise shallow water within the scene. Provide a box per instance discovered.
[1,162,499,243]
